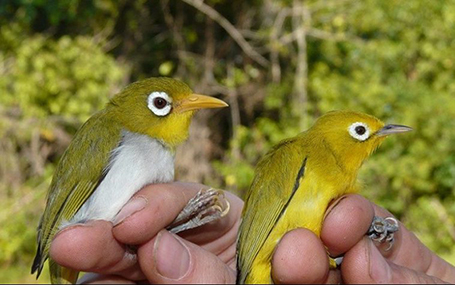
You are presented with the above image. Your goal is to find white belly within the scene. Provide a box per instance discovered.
[68,130,175,225]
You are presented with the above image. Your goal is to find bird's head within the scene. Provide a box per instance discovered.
[309,110,412,173]
[108,77,228,148]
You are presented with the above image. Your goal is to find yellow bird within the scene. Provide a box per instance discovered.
[31,77,229,283]
[236,110,412,284]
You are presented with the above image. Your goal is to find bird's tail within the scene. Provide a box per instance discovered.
[49,259,80,284]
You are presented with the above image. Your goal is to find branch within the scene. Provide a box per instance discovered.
[181,0,269,67]
[280,27,364,45]
[269,7,288,82]
[307,28,365,44]
[292,0,309,130]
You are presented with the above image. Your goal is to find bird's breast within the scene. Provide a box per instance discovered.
[67,130,175,225]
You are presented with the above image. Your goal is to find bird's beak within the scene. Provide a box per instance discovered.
[375,124,413,137]
[174,94,228,113]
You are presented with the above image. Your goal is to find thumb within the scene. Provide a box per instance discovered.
[138,230,236,284]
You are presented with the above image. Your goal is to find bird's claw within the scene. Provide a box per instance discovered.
[167,188,230,233]
[367,216,399,251]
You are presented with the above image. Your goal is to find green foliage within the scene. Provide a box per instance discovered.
[406,196,455,253]
[0,24,125,282]
[0,31,124,121]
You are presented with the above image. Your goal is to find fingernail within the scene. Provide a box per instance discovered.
[324,195,348,221]
[154,231,190,280]
[113,196,147,226]
[368,239,392,283]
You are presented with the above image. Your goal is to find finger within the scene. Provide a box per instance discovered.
[112,182,202,245]
[324,196,455,283]
[113,182,242,256]
[323,195,430,271]
[179,216,240,268]
[272,228,341,284]
[342,237,449,284]
[321,194,375,257]
[370,203,455,282]
[50,220,144,280]
[137,229,236,283]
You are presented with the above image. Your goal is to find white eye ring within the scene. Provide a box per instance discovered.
[147,91,172,116]
[348,122,370,141]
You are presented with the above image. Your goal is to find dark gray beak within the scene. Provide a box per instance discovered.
[376,124,413,137]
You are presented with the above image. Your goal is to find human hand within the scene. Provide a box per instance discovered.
[51,187,454,284]
[50,182,243,283]
[271,194,455,284]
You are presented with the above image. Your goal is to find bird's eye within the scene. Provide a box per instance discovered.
[147,91,172,116]
[355,125,366,135]
[153,97,167,109]
[348,122,370,141]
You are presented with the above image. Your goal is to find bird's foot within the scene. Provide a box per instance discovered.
[167,188,230,233]
[328,257,341,268]
[367,216,399,251]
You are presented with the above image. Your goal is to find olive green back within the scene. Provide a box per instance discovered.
[236,136,307,283]
[32,109,122,276]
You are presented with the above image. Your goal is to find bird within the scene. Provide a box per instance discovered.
[31,77,229,284]
[236,110,412,284]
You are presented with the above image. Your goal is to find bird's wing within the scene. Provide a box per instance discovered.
[32,110,122,276]
[236,137,307,283]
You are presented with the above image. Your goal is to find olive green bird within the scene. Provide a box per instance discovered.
[31,77,229,284]
[236,110,411,284]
